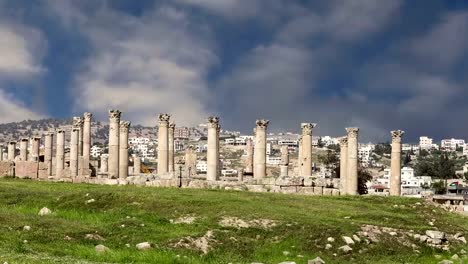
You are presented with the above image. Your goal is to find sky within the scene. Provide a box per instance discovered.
[0,0,468,142]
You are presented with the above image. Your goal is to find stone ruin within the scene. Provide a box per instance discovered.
[0,110,407,197]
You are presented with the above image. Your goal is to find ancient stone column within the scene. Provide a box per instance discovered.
[100,155,108,174]
[7,141,16,161]
[133,156,141,175]
[216,123,221,177]
[19,138,28,161]
[55,129,65,178]
[280,145,289,177]
[70,126,79,177]
[157,114,170,174]
[390,130,405,196]
[168,122,175,173]
[298,136,303,175]
[207,116,220,181]
[108,110,121,179]
[119,121,131,179]
[185,145,196,177]
[254,119,269,179]
[44,132,54,176]
[245,138,254,173]
[301,123,316,177]
[30,137,40,162]
[73,117,84,157]
[82,112,92,173]
[238,168,244,182]
[0,145,3,161]
[339,137,348,195]
[346,127,359,195]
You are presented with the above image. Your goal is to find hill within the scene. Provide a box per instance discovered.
[0,178,466,263]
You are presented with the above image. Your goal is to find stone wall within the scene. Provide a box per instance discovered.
[15,161,39,179]
[0,161,14,176]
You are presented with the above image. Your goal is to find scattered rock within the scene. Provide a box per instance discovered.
[23,240,28,243]
[278,262,295,264]
[352,235,361,242]
[327,237,335,243]
[38,207,52,216]
[136,242,152,250]
[419,235,428,243]
[460,249,466,255]
[64,235,73,241]
[85,234,105,241]
[342,236,354,245]
[438,260,453,264]
[389,232,397,236]
[85,199,95,204]
[283,251,290,256]
[172,230,216,254]
[219,217,277,229]
[325,244,332,250]
[23,226,31,231]
[338,245,353,253]
[171,215,197,224]
[308,257,325,264]
[457,237,466,244]
[451,254,459,260]
[426,230,445,240]
[95,244,109,253]
[454,232,463,238]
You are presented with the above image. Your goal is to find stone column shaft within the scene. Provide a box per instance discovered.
[70,127,79,177]
[108,110,121,179]
[0,146,3,161]
[157,114,170,174]
[301,123,316,176]
[339,137,348,194]
[168,123,175,173]
[82,112,92,175]
[346,127,359,195]
[20,138,28,161]
[133,156,141,174]
[245,139,254,173]
[207,117,220,181]
[298,137,303,175]
[100,156,108,174]
[119,121,130,179]
[7,141,16,161]
[56,130,65,178]
[254,119,269,179]
[45,132,54,176]
[30,137,40,162]
[390,130,405,196]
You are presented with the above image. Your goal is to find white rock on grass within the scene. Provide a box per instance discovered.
[325,244,332,250]
[95,244,109,253]
[23,226,31,231]
[136,242,152,250]
[308,257,325,264]
[282,251,290,256]
[352,235,361,242]
[38,207,52,216]
[278,262,296,264]
[342,236,354,245]
[426,230,445,240]
[338,245,353,253]
[327,237,335,243]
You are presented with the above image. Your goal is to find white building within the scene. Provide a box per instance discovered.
[402,144,418,152]
[267,156,282,165]
[441,138,465,152]
[320,136,339,146]
[419,136,439,150]
[464,144,468,156]
[278,139,298,147]
[377,167,433,195]
[196,160,207,173]
[90,145,103,158]
[358,144,374,166]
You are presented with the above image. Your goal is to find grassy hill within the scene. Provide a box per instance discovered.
[0,178,466,264]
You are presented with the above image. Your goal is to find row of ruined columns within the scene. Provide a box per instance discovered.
[157,114,175,175]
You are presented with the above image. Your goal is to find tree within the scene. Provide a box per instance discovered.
[358,168,373,195]
[374,143,391,156]
[403,152,411,166]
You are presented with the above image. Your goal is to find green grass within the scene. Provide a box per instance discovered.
[0,178,466,263]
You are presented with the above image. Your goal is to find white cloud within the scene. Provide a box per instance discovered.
[0,23,45,77]
[72,5,217,126]
[0,89,44,123]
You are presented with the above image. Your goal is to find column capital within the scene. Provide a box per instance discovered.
[84,112,93,120]
[346,127,359,138]
[57,128,65,134]
[256,119,269,129]
[20,137,29,142]
[109,110,122,121]
[31,136,41,141]
[158,113,171,122]
[73,117,84,128]
[8,141,16,145]
[169,122,176,130]
[119,120,131,132]
[391,130,405,140]
[44,131,55,137]
[207,116,219,128]
[72,127,80,132]
[338,136,348,146]
[301,123,317,135]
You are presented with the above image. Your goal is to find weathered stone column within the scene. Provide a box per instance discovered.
[133,156,141,174]
[7,141,16,161]
[185,145,196,177]
[168,122,175,173]
[339,137,348,195]
[390,130,405,196]
[44,132,54,176]
[30,137,40,162]
[238,168,244,182]
[301,123,316,176]
[254,119,269,179]
[19,138,28,161]
[0,145,3,161]
[108,110,121,179]
[82,112,92,174]
[119,121,131,179]
[346,127,359,195]
[216,123,221,177]
[245,139,254,173]
[207,116,220,181]
[100,155,108,174]
[280,145,289,177]
[55,129,65,178]
[70,126,79,177]
[73,117,84,157]
[297,136,303,175]
[157,114,170,174]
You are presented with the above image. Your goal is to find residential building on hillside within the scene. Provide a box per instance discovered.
[441,138,465,152]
